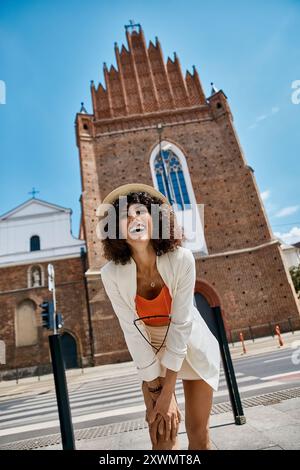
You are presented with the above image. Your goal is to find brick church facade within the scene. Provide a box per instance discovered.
[1,25,299,378]
[76,24,300,366]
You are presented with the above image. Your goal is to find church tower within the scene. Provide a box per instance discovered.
[76,24,300,365]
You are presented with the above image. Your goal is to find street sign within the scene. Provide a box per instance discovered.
[48,264,55,292]
[0,340,5,364]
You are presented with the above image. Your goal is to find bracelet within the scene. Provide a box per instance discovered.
[148,385,163,394]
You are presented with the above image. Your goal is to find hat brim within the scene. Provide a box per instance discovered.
[101,183,170,206]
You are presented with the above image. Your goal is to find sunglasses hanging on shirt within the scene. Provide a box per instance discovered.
[133,314,171,354]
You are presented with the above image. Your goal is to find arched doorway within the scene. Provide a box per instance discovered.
[194,292,218,339]
[61,333,78,369]
[194,280,224,340]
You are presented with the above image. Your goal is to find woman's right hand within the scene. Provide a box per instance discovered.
[142,382,181,444]
[148,390,181,442]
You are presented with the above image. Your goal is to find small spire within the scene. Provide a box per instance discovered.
[79,102,88,113]
[210,82,219,95]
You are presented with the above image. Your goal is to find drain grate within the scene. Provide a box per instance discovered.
[1,386,300,450]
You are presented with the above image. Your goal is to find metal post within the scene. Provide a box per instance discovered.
[49,334,75,449]
[229,329,234,347]
[213,306,246,425]
[157,124,173,204]
[248,325,255,343]
[269,322,274,337]
[288,317,294,334]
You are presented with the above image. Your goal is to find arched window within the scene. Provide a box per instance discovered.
[30,235,40,251]
[15,299,38,347]
[150,141,208,255]
[154,149,190,209]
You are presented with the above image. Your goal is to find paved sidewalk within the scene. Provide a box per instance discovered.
[35,397,300,450]
[229,330,300,359]
[1,331,300,451]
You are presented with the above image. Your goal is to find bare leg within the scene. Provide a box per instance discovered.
[142,378,180,450]
[182,379,213,450]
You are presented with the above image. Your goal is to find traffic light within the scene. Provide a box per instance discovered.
[56,313,64,330]
[40,300,55,330]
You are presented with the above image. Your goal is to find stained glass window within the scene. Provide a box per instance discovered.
[154,149,190,209]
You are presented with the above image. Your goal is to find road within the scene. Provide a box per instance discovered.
[0,347,299,446]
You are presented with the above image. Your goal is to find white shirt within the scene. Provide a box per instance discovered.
[100,246,220,391]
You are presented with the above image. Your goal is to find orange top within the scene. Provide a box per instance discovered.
[135,285,172,326]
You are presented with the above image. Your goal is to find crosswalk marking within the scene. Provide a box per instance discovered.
[0,370,275,440]
[218,376,257,388]
[214,380,283,397]
[263,354,294,364]
[0,377,283,439]
[261,371,300,381]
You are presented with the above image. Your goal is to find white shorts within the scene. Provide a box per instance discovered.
[145,324,202,380]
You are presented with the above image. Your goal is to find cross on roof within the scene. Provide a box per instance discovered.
[28,187,40,199]
[125,20,141,31]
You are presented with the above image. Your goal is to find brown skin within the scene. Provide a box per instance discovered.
[182,378,213,450]
[120,202,180,448]
[120,202,213,450]
[142,378,181,450]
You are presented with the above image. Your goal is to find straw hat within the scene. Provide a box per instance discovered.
[101,183,170,206]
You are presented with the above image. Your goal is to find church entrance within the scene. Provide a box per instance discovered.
[194,280,224,340]
[194,292,219,340]
[61,333,78,369]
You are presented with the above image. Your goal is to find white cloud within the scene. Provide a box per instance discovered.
[261,189,270,201]
[274,226,300,245]
[271,106,279,114]
[257,114,267,122]
[275,206,299,217]
[248,105,280,130]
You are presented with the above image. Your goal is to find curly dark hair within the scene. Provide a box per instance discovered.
[99,191,184,265]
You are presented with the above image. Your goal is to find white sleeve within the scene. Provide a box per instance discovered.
[160,250,195,372]
[100,267,161,382]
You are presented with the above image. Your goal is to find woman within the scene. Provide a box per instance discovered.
[99,183,220,450]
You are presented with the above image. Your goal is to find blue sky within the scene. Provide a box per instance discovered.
[0,0,299,244]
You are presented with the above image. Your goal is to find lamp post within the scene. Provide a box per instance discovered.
[157,124,175,205]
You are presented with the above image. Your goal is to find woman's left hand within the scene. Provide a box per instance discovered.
[148,391,181,442]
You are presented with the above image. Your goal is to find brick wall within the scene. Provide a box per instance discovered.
[0,256,93,377]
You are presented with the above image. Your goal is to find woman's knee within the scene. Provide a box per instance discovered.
[152,432,179,450]
[149,421,179,450]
